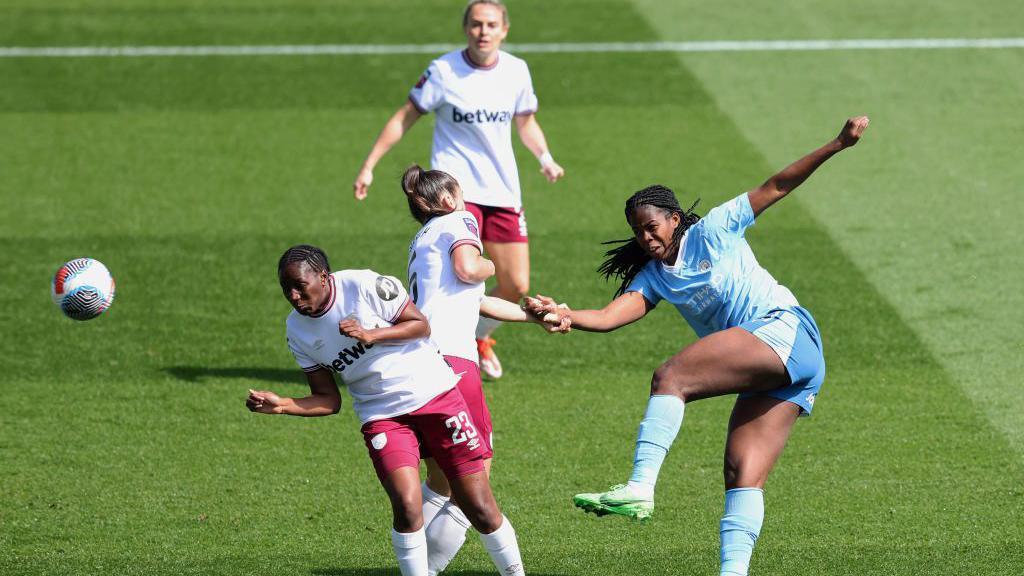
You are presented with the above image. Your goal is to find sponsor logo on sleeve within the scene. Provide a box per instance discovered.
[375,276,399,301]
[463,217,479,238]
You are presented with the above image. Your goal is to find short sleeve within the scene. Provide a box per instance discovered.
[409,62,444,114]
[513,64,538,116]
[361,273,411,324]
[698,193,755,244]
[287,335,322,373]
[444,213,483,256]
[624,265,663,307]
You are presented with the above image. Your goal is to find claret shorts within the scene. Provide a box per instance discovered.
[465,202,528,244]
[361,387,487,482]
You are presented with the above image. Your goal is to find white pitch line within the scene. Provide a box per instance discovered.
[2,38,1024,58]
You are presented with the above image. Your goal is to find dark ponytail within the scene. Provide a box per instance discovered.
[401,165,461,224]
[598,185,701,297]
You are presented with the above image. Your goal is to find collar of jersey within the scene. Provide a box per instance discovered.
[660,230,689,273]
[462,49,499,71]
[309,275,336,318]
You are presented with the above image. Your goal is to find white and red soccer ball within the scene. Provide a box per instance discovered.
[51,258,116,321]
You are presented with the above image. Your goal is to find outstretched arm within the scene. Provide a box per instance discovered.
[246,369,341,417]
[748,116,869,216]
[353,100,424,200]
[525,291,652,333]
[479,295,570,333]
[515,113,565,183]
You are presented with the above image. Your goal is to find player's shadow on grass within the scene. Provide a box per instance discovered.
[312,571,564,576]
[165,366,306,385]
[313,565,569,569]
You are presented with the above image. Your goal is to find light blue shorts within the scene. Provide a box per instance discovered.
[738,306,825,416]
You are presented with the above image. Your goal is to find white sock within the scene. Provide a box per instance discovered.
[391,527,428,576]
[475,316,503,340]
[478,515,525,576]
[426,501,472,576]
[421,481,449,529]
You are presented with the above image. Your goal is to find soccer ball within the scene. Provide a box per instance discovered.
[51,258,116,321]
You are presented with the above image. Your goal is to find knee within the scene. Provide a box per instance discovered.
[723,455,741,488]
[722,455,766,490]
[390,493,423,532]
[651,364,688,401]
[512,281,529,301]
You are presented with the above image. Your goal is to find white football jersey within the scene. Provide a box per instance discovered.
[409,49,538,209]
[408,210,486,363]
[285,270,458,424]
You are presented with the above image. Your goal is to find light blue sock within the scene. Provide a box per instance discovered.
[627,395,685,491]
[719,488,764,576]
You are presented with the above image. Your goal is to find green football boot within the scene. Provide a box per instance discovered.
[573,484,654,521]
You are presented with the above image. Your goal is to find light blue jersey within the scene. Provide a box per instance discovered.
[627,193,799,338]
[628,192,825,415]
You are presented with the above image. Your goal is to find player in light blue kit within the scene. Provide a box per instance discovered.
[527,116,869,576]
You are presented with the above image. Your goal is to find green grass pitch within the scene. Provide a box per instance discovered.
[2,1,1023,574]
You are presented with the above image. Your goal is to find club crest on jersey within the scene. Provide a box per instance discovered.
[698,259,712,272]
[463,217,479,238]
[376,276,399,301]
[414,69,431,89]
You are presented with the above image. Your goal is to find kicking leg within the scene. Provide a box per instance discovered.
[575,327,788,520]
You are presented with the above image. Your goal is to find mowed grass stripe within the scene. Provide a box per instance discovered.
[635,7,1024,454]
[516,39,1024,573]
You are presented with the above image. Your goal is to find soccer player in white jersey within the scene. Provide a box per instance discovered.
[527,117,869,576]
[245,245,529,576]
[353,0,565,379]
[400,165,569,575]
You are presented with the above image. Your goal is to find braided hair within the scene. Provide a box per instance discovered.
[278,244,330,278]
[598,185,701,297]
